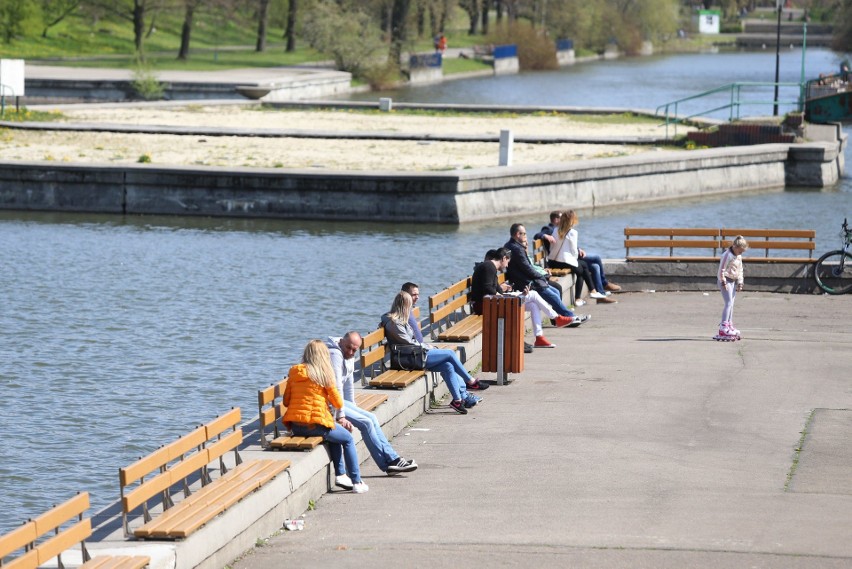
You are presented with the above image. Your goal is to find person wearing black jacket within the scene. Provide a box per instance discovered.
[504,223,586,323]
[471,248,574,347]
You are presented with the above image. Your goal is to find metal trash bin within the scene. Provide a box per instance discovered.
[481,295,524,385]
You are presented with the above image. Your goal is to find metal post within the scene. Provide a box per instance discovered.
[496,317,505,386]
[799,22,807,111]
[773,1,782,116]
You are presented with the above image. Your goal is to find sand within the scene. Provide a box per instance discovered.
[0,105,685,171]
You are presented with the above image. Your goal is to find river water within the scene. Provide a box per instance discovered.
[1,48,850,533]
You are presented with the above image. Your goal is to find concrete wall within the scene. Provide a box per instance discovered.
[0,141,843,224]
[604,260,818,294]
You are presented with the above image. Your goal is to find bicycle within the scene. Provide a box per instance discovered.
[813,218,852,295]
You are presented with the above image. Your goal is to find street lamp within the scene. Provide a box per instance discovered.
[773,0,782,116]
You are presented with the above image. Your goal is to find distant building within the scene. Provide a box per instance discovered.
[695,9,721,34]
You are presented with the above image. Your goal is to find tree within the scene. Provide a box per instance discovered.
[40,0,80,38]
[460,0,481,34]
[388,0,412,62]
[0,0,39,42]
[835,0,852,51]
[177,0,205,59]
[301,0,387,77]
[89,0,175,53]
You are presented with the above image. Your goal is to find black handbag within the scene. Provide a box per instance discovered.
[389,344,428,371]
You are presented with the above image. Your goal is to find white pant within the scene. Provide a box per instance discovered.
[523,290,557,337]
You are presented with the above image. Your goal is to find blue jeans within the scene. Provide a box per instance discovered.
[582,254,608,292]
[425,349,471,401]
[344,400,399,472]
[537,284,575,317]
[290,422,362,483]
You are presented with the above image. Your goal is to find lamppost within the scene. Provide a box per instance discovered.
[773,0,782,116]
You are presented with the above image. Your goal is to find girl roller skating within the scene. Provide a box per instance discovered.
[714,235,748,342]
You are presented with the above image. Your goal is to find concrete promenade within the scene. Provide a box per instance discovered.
[233,291,852,569]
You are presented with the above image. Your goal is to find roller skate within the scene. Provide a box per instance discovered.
[713,323,739,342]
[725,321,741,340]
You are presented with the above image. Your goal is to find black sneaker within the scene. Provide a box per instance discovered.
[524,342,533,353]
[386,457,418,475]
[449,400,468,414]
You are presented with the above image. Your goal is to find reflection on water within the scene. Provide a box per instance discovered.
[1,48,851,533]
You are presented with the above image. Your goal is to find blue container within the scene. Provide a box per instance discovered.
[493,44,518,59]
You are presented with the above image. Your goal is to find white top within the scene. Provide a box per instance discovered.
[547,228,579,267]
[717,249,744,284]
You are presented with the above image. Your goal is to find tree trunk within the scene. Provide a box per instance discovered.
[178,3,194,60]
[389,0,411,63]
[465,1,480,35]
[256,0,270,52]
[496,0,503,23]
[481,0,489,35]
[416,4,425,37]
[285,0,297,52]
[133,0,145,53]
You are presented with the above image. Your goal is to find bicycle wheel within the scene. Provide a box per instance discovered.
[813,250,852,295]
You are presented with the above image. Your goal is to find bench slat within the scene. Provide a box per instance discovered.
[135,460,288,539]
[120,426,206,487]
[430,293,469,324]
[2,548,39,569]
[721,228,815,238]
[624,239,721,249]
[369,370,425,389]
[204,408,241,440]
[34,519,91,566]
[82,556,151,569]
[625,227,720,236]
[0,522,37,561]
[269,436,323,450]
[354,393,388,412]
[436,315,482,341]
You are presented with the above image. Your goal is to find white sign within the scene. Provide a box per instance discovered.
[0,59,25,97]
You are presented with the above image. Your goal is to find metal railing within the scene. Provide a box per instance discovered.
[655,81,804,139]
[0,82,14,117]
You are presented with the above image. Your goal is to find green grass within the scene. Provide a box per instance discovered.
[0,108,63,121]
[442,57,491,75]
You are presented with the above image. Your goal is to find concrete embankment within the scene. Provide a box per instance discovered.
[82,290,852,569]
[0,141,843,223]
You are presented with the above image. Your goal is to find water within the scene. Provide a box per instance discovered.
[2,48,851,533]
[358,48,846,119]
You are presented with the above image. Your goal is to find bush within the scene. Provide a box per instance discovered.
[131,57,165,100]
[301,1,389,81]
[485,23,557,71]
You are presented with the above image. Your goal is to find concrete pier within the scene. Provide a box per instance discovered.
[78,290,852,569]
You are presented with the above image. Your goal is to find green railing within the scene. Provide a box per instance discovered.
[0,83,13,117]
[655,81,804,139]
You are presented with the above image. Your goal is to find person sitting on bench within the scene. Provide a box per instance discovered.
[470,248,573,348]
[382,291,487,415]
[284,340,369,493]
[325,332,418,475]
[504,223,588,325]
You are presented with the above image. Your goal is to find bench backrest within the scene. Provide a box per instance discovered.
[720,228,815,258]
[532,238,547,266]
[0,492,91,569]
[258,378,290,449]
[359,327,387,385]
[428,276,472,339]
[119,408,243,537]
[624,227,816,260]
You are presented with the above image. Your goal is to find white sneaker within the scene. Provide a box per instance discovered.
[590,291,606,299]
[335,474,353,490]
[352,482,369,493]
[574,299,586,306]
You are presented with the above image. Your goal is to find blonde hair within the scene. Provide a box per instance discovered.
[388,291,412,324]
[732,235,749,251]
[557,210,578,239]
[301,339,336,388]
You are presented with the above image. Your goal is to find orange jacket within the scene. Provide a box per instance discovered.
[282,363,343,429]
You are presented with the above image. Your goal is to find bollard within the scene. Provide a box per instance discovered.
[499,129,513,166]
[379,97,393,112]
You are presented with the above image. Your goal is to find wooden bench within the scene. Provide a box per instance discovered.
[428,276,482,342]
[258,377,388,451]
[359,327,427,389]
[0,492,149,569]
[624,227,816,263]
[119,408,289,540]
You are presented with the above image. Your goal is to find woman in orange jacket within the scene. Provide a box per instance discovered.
[283,340,368,493]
